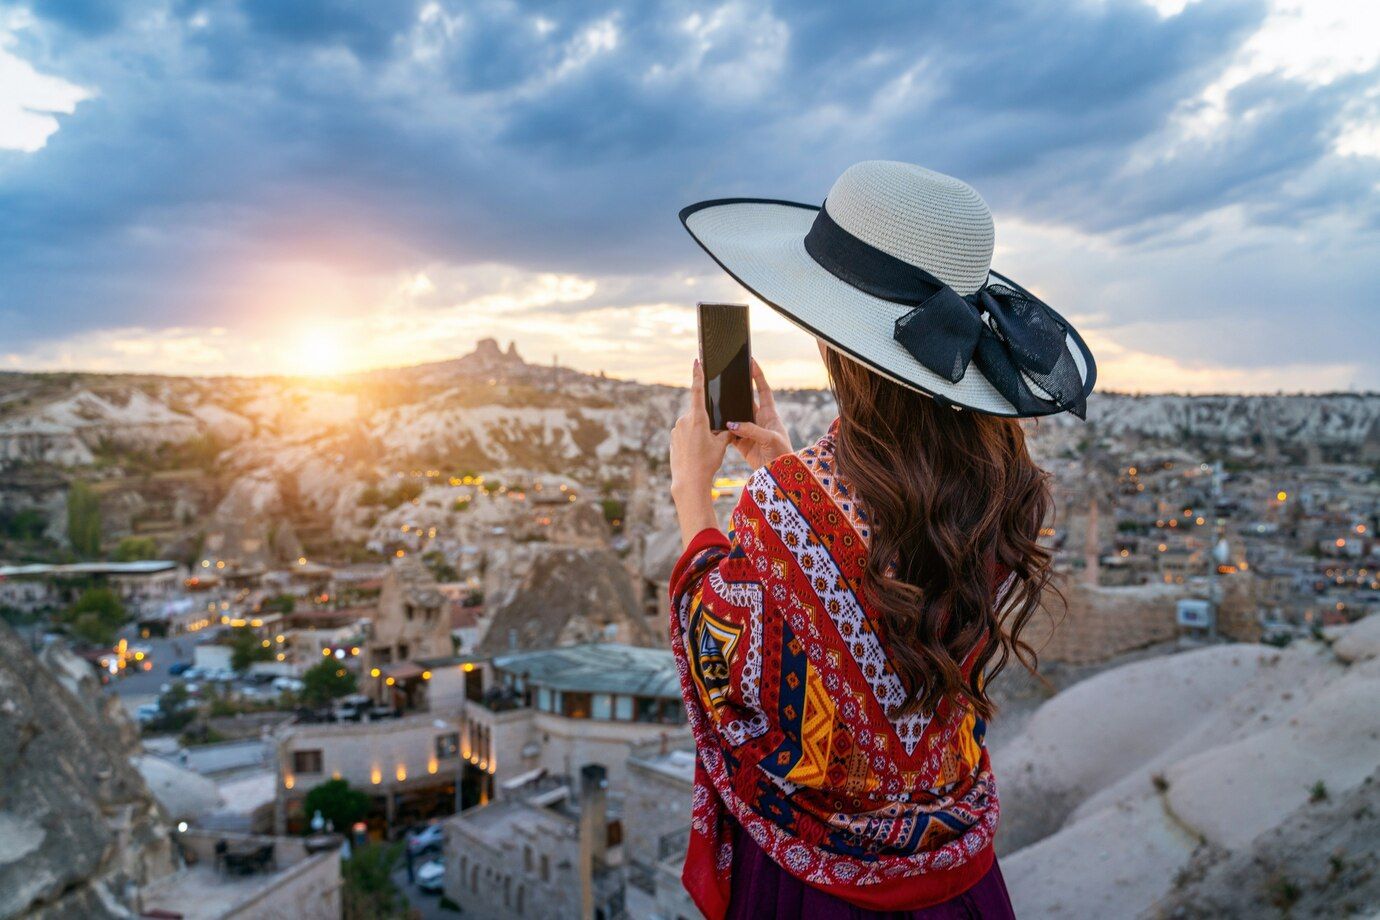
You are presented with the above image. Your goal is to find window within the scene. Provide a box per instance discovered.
[563,691,592,719]
[614,695,633,720]
[537,687,552,712]
[635,697,660,723]
[540,854,549,882]
[398,642,410,660]
[606,818,623,848]
[405,604,415,621]
[662,699,686,724]
[436,733,459,760]
[292,749,323,774]
[592,694,611,720]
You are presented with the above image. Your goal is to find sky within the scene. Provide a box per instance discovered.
[1,0,1377,392]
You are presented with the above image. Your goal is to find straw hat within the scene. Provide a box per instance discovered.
[680,160,1096,418]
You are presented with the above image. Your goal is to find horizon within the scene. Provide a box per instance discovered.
[2,0,1379,393]
[3,335,1379,401]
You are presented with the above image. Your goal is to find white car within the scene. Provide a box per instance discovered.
[135,702,161,724]
[415,858,445,894]
[272,677,305,693]
[407,823,445,855]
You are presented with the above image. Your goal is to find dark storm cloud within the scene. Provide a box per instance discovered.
[3,0,1378,381]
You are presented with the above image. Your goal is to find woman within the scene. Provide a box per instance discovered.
[667,161,1096,919]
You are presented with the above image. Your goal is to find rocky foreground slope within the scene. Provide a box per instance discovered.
[0,623,175,918]
[993,615,1380,919]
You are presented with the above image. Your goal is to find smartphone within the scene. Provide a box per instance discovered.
[697,302,753,432]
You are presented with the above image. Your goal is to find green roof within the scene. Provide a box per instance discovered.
[492,643,680,698]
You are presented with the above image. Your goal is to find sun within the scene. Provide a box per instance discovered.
[298,328,346,376]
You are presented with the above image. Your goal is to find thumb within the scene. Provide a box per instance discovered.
[725,421,777,443]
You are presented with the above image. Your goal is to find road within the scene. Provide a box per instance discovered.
[101,628,195,698]
[391,862,455,919]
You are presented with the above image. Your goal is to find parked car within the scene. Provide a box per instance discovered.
[415,858,446,894]
[332,694,371,722]
[181,666,205,680]
[135,702,161,724]
[272,676,305,693]
[168,662,192,677]
[407,823,445,855]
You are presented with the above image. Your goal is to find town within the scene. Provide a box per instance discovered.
[2,344,1378,919]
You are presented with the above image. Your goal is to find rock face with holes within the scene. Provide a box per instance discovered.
[0,623,175,918]
[992,617,1380,919]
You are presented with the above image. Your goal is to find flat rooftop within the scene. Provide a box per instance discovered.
[492,643,679,697]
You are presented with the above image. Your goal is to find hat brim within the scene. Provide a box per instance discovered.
[680,198,1097,418]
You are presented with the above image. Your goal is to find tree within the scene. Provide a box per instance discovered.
[422,550,458,582]
[300,658,358,707]
[228,626,274,672]
[114,536,158,561]
[303,778,372,834]
[342,843,406,920]
[62,587,127,646]
[67,480,102,557]
[261,594,297,614]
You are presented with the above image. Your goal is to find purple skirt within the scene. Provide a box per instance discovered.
[725,824,1017,920]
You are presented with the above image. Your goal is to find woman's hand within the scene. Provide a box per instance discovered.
[727,359,793,470]
[670,361,730,545]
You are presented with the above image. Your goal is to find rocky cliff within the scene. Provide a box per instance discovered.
[0,624,175,919]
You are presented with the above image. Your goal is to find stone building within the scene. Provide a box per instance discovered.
[362,556,451,706]
[444,764,625,920]
[457,643,689,806]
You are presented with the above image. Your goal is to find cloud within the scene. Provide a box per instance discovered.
[1,0,1377,391]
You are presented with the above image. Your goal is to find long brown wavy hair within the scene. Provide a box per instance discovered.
[824,347,1054,720]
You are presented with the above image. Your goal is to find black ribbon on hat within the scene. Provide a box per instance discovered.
[803,205,1087,418]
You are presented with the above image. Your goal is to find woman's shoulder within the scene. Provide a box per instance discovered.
[740,420,870,542]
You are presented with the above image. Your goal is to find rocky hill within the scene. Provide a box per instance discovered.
[1,342,1376,565]
[991,615,1380,919]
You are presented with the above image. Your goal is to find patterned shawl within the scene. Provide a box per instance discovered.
[668,423,999,920]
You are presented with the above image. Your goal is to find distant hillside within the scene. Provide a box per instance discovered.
[1,341,1376,564]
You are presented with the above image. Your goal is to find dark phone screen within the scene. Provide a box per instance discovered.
[698,302,753,431]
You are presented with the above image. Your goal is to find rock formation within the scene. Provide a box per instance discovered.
[0,624,176,918]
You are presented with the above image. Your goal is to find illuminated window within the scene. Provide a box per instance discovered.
[563,691,592,719]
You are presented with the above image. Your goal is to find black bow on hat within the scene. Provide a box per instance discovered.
[804,206,1087,418]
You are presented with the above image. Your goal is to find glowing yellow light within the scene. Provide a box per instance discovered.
[1128,467,1137,476]
[284,775,295,790]
[322,648,332,657]
[1276,491,1287,502]
[276,653,286,661]
[370,667,381,678]
[350,646,360,656]
[421,670,432,680]
[133,651,144,661]
[385,677,396,686]
[215,560,226,570]
[395,549,405,558]
[261,639,271,648]
[276,634,285,643]
[462,662,475,673]
[396,765,407,782]
[250,618,263,628]
[297,556,307,565]
[371,767,382,785]
[427,758,439,775]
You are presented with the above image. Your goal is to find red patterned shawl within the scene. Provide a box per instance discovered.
[668,425,999,920]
